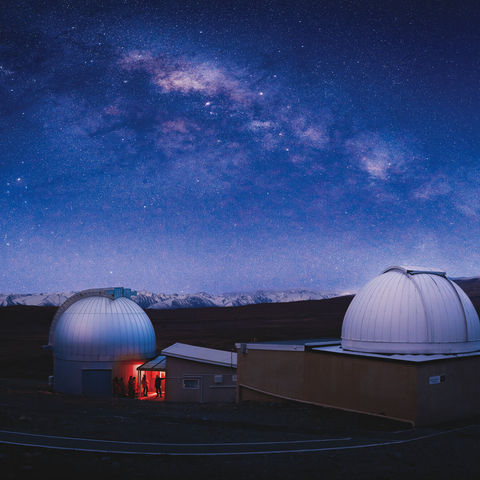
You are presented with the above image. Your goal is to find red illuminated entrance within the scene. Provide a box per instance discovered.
[136,354,167,401]
[138,370,166,401]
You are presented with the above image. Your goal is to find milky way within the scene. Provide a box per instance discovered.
[1,1,480,293]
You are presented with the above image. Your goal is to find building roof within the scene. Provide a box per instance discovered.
[235,339,340,352]
[382,265,447,276]
[52,295,156,361]
[161,342,237,368]
[137,355,166,371]
[313,344,480,363]
[342,266,480,354]
[48,287,137,346]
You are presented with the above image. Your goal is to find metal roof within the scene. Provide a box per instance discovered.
[235,339,340,352]
[137,355,166,371]
[313,345,480,362]
[341,266,480,354]
[48,287,137,346]
[161,343,237,368]
[52,296,156,361]
[382,265,447,276]
[256,338,339,346]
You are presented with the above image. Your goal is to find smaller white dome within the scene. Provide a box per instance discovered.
[53,296,156,361]
[341,266,480,354]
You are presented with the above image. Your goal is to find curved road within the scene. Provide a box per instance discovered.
[0,426,475,455]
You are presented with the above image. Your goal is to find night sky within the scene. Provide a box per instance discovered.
[1,1,480,294]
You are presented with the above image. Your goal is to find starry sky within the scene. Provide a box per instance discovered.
[1,0,480,294]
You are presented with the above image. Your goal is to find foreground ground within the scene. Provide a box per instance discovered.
[1,378,480,479]
[1,296,480,478]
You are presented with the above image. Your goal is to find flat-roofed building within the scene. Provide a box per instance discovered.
[237,267,480,426]
[161,343,237,403]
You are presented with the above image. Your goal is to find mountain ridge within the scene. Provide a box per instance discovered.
[2,276,476,310]
[0,288,339,310]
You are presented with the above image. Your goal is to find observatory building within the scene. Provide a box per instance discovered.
[236,266,480,425]
[48,288,156,396]
[342,266,480,354]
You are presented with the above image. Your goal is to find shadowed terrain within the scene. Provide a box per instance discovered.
[1,286,480,479]
[0,296,353,379]
[1,279,479,381]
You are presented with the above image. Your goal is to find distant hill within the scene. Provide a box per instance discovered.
[2,276,480,379]
[2,276,479,310]
[451,277,480,305]
[0,295,354,379]
[0,289,339,310]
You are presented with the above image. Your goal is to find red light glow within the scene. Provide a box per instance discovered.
[137,370,166,401]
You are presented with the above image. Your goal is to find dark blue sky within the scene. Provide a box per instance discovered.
[1,1,480,293]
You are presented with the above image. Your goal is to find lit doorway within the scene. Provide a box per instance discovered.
[137,355,167,401]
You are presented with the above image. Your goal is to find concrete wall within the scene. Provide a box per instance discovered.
[238,348,480,425]
[53,358,145,395]
[165,357,236,403]
[54,358,113,395]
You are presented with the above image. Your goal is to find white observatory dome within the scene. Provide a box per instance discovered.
[341,266,480,354]
[53,295,156,361]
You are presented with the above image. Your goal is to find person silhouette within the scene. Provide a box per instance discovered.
[112,376,120,396]
[127,376,134,398]
[119,377,126,397]
[141,374,148,397]
[154,374,163,397]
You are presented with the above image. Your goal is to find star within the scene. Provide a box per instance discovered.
[0,1,478,294]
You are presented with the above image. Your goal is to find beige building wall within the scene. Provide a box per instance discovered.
[237,348,480,426]
[165,356,236,403]
[303,352,417,422]
[237,349,307,400]
[237,349,417,423]
[416,356,480,425]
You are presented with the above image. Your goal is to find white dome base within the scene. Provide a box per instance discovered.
[54,358,146,395]
[342,339,480,355]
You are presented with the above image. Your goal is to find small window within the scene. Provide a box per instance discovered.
[183,378,200,389]
[214,375,223,384]
[232,375,237,382]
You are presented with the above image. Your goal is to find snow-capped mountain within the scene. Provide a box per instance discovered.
[0,292,74,307]
[142,289,338,309]
[0,289,338,309]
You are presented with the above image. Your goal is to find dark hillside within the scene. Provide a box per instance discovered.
[0,296,353,379]
[2,281,479,381]
[146,295,353,350]
[454,278,480,307]
[0,306,56,379]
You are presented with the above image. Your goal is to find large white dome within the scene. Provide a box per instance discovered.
[53,295,156,361]
[341,266,480,354]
